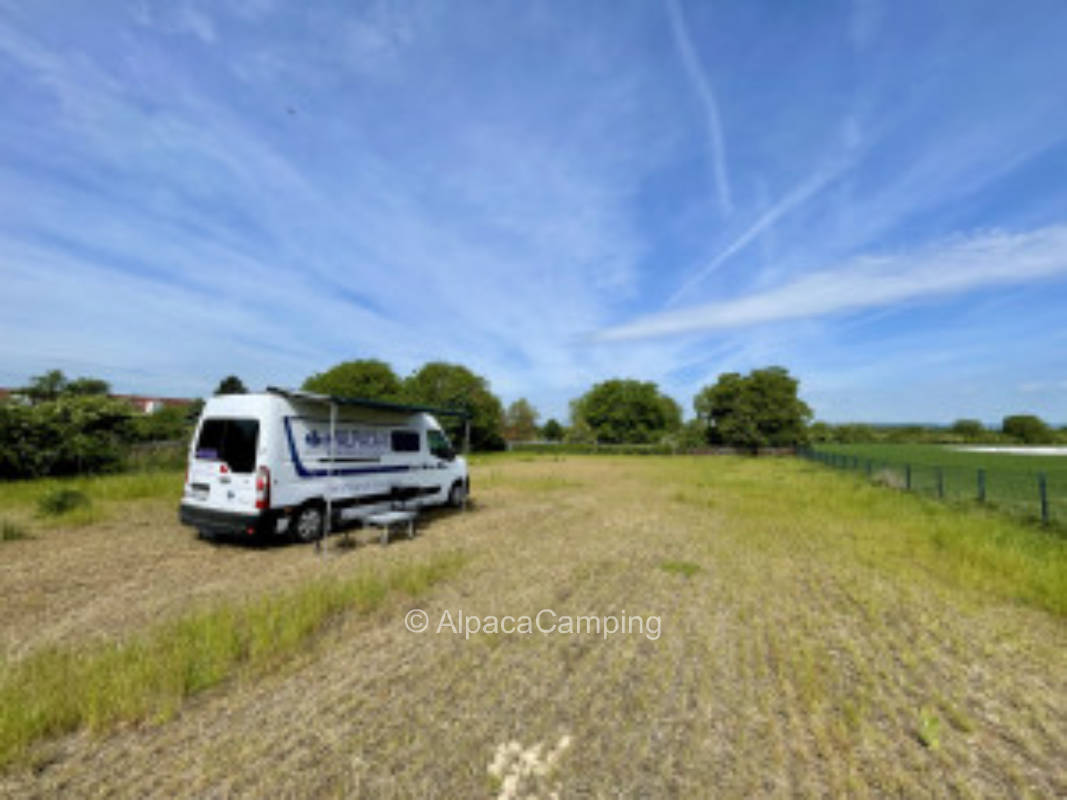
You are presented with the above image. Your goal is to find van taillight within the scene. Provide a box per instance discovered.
[255,466,270,509]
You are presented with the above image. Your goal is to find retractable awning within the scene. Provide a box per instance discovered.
[266,386,470,419]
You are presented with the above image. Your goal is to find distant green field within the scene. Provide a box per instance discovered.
[806,444,1067,525]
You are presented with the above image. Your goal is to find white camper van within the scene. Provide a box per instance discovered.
[179,388,469,541]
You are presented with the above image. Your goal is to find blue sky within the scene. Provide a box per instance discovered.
[2,0,1066,424]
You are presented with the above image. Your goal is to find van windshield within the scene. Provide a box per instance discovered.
[427,429,454,460]
[195,418,259,473]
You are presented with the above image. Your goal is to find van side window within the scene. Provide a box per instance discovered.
[391,430,421,452]
[427,429,454,460]
[195,418,259,473]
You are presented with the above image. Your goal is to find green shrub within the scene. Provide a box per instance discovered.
[37,489,90,516]
[0,396,132,479]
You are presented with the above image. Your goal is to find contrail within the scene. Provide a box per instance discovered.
[665,0,732,217]
[666,160,848,306]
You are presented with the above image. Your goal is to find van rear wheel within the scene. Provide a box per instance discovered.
[293,505,324,543]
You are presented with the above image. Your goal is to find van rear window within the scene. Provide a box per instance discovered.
[195,418,259,473]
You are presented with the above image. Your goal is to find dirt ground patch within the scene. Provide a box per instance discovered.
[1,456,1065,797]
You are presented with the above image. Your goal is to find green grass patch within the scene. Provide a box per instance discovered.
[807,444,1067,523]
[0,470,183,528]
[0,470,181,510]
[36,488,90,516]
[659,560,701,578]
[1,520,30,542]
[810,443,1067,474]
[0,549,467,769]
[656,456,1067,617]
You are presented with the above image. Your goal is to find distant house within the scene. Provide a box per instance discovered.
[0,388,194,412]
[111,395,195,414]
[0,387,30,405]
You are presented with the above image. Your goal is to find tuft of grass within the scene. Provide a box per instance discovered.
[937,697,975,734]
[0,549,467,768]
[660,560,701,579]
[1,519,30,542]
[917,708,942,750]
[36,489,90,517]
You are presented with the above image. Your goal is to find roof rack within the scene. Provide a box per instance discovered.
[265,386,470,419]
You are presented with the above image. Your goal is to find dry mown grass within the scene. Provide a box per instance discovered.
[1,455,1065,798]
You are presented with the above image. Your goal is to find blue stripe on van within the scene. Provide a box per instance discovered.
[283,417,412,478]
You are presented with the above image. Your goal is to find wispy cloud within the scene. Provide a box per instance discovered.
[2,1,1066,425]
[664,0,731,217]
[598,225,1067,341]
[132,2,217,44]
[849,0,884,51]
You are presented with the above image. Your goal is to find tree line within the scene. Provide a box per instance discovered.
[3,361,1061,479]
[296,361,814,453]
[809,415,1067,446]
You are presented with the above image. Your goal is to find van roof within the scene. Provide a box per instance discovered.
[266,386,471,419]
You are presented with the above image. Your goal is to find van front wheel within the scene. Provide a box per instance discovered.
[448,481,466,509]
[292,505,324,543]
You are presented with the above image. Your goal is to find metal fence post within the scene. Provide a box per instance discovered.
[905,464,911,491]
[936,467,944,499]
[1039,473,1049,524]
[977,469,985,503]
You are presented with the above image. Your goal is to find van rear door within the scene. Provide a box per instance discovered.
[188,418,260,512]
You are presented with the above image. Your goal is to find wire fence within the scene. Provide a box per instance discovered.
[799,447,1067,527]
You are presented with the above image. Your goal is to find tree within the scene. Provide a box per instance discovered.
[23,369,68,404]
[503,398,539,442]
[950,419,985,440]
[1002,414,1053,444]
[694,366,811,451]
[66,377,110,396]
[214,375,248,395]
[402,362,505,450]
[541,418,564,441]
[571,379,681,444]
[833,423,877,443]
[675,418,709,450]
[302,359,401,400]
[185,398,205,423]
[808,421,833,443]
[564,411,595,444]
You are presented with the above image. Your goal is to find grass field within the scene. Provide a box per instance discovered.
[809,443,1067,474]
[808,443,1067,523]
[1,455,1065,797]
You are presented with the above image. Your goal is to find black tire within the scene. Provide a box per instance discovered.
[292,504,324,543]
[447,481,466,509]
